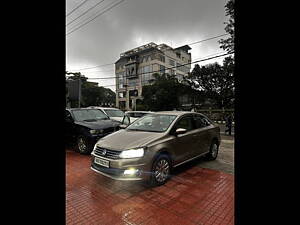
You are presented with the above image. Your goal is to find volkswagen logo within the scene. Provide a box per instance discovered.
[101,149,107,156]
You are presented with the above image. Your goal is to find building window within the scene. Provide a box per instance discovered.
[159,65,165,74]
[127,79,138,87]
[158,54,165,63]
[169,59,175,66]
[144,65,150,73]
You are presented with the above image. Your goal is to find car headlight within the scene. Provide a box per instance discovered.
[119,148,144,159]
[90,129,103,135]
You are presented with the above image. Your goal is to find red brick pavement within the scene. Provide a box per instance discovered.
[66,150,234,225]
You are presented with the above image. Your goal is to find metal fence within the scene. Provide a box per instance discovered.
[195,109,234,123]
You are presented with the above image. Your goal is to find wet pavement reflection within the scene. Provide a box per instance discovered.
[66,150,234,225]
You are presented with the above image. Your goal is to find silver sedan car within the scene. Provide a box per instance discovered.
[91,111,221,186]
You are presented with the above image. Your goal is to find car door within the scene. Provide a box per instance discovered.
[169,115,198,164]
[192,114,212,154]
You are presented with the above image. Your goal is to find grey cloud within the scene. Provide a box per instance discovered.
[66,0,229,91]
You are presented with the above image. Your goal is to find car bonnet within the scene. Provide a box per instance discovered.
[95,129,165,150]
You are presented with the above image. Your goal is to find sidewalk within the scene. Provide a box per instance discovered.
[66,151,234,225]
[216,123,235,136]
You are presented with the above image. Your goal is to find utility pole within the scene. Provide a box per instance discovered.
[78,73,81,108]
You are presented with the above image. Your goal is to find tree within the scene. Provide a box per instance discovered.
[187,57,234,109]
[66,71,116,107]
[219,0,234,53]
[141,73,180,111]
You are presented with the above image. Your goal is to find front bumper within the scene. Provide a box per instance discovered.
[90,153,150,181]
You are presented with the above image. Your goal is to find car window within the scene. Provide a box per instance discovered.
[135,112,148,118]
[72,109,109,121]
[194,114,211,128]
[127,112,146,118]
[126,112,134,117]
[104,109,124,117]
[127,114,177,132]
[174,116,194,131]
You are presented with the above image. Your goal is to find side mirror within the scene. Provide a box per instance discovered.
[122,115,130,125]
[175,128,187,135]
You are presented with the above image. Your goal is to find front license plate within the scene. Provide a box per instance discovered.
[94,157,109,168]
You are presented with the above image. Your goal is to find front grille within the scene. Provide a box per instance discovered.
[91,163,125,176]
[94,146,121,159]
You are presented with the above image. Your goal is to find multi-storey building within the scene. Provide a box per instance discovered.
[115,42,191,110]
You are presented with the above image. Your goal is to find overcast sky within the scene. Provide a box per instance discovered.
[66,0,230,92]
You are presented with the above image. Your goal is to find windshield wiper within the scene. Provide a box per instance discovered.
[83,119,97,122]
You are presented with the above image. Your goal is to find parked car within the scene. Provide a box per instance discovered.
[65,108,121,154]
[123,111,153,125]
[91,111,221,186]
[88,106,125,123]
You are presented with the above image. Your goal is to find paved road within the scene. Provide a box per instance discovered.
[197,134,234,174]
[173,134,234,175]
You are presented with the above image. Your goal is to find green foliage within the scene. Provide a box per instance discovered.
[66,71,116,108]
[187,57,234,109]
[140,73,203,111]
[219,0,234,53]
[141,73,180,111]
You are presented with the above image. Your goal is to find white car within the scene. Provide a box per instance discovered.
[124,111,153,124]
[88,107,125,123]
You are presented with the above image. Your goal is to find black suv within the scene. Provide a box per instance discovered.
[65,108,121,154]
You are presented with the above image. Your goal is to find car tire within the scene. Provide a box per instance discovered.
[149,154,171,186]
[206,140,219,161]
[76,136,91,155]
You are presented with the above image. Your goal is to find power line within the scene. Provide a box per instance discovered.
[67,0,117,31]
[66,0,90,17]
[69,63,115,72]
[86,52,233,81]
[67,0,123,33]
[189,34,229,45]
[66,0,106,26]
[68,34,228,71]
[82,51,228,77]
[98,52,233,88]
[67,0,126,36]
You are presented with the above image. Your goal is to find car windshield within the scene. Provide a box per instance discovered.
[104,109,124,117]
[126,114,177,132]
[72,109,109,122]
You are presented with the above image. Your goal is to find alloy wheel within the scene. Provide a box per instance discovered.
[154,159,170,183]
[78,137,87,153]
[211,143,218,158]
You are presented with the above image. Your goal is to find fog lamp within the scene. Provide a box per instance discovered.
[124,168,139,175]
